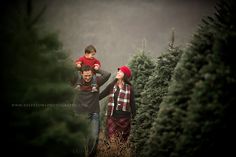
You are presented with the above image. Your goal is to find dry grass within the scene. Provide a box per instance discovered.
[96,130,135,157]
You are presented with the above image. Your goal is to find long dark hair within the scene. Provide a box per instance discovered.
[123,74,132,85]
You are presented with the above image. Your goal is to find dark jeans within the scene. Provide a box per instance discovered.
[87,113,100,156]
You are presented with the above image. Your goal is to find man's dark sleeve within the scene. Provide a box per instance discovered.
[99,79,117,100]
[130,86,136,118]
[99,83,112,100]
[97,69,111,87]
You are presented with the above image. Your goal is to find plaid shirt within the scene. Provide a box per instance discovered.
[107,84,131,116]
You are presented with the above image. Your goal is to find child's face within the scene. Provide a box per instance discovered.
[86,50,96,59]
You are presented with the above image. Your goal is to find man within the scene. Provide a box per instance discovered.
[73,65,111,156]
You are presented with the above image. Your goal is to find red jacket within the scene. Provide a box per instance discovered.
[75,56,101,68]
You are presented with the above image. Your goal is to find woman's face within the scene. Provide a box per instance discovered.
[116,70,124,79]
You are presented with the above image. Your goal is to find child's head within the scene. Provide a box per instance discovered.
[84,45,96,59]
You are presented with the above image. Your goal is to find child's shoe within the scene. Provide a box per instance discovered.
[91,86,98,92]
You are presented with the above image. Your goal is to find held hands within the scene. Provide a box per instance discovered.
[94,64,100,70]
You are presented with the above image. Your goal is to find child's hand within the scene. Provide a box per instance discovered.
[76,63,82,68]
[94,64,100,70]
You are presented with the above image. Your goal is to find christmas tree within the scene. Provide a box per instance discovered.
[2,1,89,156]
[128,51,155,110]
[147,0,236,156]
[133,46,182,156]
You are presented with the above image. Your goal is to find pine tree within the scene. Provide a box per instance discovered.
[174,0,236,156]
[147,0,236,157]
[127,50,154,155]
[128,51,155,110]
[130,29,182,156]
[2,1,88,156]
[133,47,182,156]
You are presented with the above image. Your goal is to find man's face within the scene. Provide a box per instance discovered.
[81,70,93,82]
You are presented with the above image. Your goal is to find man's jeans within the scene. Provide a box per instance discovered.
[87,113,100,156]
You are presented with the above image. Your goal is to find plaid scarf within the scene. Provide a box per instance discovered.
[107,84,131,116]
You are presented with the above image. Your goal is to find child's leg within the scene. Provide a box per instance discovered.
[91,74,97,87]
[91,74,98,92]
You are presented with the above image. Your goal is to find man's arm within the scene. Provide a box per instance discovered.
[99,79,117,100]
[96,69,111,87]
[99,83,112,100]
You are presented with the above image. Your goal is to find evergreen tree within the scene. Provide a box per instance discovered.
[133,47,182,156]
[131,29,182,156]
[174,1,236,156]
[128,50,154,155]
[147,0,236,157]
[128,51,155,110]
[2,1,88,156]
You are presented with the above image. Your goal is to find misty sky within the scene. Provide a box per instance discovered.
[38,0,217,73]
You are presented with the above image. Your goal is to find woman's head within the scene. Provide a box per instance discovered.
[116,66,132,83]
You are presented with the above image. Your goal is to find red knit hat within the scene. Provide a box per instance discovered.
[118,66,132,79]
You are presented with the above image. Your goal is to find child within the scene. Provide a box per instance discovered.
[75,45,101,92]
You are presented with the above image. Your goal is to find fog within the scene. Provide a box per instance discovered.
[38,0,217,73]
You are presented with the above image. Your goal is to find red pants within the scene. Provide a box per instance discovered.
[106,116,131,141]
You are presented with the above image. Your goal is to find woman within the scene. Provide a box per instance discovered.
[99,66,136,142]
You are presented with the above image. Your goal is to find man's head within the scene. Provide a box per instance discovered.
[81,65,94,82]
[84,45,96,59]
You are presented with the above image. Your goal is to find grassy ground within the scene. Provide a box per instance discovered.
[96,130,134,157]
